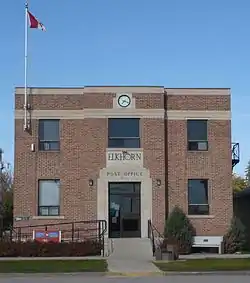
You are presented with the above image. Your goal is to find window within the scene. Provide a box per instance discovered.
[108,118,140,148]
[187,120,208,151]
[38,180,60,216]
[38,120,60,151]
[188,179,209,215]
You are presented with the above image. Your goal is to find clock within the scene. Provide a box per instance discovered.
[118,94,131,108]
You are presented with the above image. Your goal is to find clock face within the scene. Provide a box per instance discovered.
[118,95,131,108]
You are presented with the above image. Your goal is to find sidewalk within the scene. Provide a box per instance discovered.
[107,259,161,275]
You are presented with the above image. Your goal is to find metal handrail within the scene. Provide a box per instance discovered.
[148,219,164,256]
[14,219,106,229]
[5,219,107,256]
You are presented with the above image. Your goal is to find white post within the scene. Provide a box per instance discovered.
[24,0,29,131]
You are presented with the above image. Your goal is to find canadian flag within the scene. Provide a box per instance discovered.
[27,11,46,31]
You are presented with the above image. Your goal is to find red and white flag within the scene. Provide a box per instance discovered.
[27,11,46,31]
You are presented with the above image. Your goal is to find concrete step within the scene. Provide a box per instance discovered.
[103,238,114,257]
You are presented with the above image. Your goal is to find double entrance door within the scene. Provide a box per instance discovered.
[108,182,141,238]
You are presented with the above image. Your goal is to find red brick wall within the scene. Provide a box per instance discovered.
[142,118,165,233]
[15,93,114,110]
[167,118,232,236]
[14,88,232,237]
[14,91,166,230]
[166,95,230,110]
[134,94,164,109]
[14,116,107,226]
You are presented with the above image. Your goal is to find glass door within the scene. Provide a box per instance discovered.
[109,182,141,238]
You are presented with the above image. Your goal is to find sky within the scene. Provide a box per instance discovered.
[0,0,249,175]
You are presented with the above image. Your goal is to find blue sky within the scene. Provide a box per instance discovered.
[0,0,249,175]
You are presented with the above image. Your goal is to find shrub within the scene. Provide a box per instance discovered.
[0,240,102,257]
[223,216,247,254]
[164,206,195,254]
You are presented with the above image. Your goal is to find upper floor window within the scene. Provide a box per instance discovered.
[38,180,60,216]
[39,120,60,151]
[188,179,209,215]
[187,120,208,151]
[108,118,140,148]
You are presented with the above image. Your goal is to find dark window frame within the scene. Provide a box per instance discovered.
[108,118,140,148]
[38,179,60,216]
[187,119,208,151]
[38,119,60,151]
[188,179,209,215]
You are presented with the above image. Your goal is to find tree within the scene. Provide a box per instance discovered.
[0,169,13,230]
[232,173,247,192]
[223,217,247,254]
[245,160,250,187]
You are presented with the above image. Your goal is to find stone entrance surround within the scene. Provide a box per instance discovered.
[97,150,152,238]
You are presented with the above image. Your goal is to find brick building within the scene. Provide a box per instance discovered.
[14,86,239,239]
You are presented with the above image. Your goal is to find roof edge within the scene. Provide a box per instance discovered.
[14,86,231,96]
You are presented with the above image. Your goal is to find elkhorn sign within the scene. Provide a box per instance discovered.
[108,152,142,161]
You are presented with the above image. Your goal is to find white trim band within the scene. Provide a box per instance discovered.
[167,110,231,120]
[15,109,231,120]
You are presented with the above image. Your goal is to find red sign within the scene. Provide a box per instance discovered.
[33,230,61,243]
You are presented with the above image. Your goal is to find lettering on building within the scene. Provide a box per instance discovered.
[108,152,142,161]
[106,171,143,177]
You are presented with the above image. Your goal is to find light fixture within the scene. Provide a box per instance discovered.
[156,179,161,186]
[89,179,94,187]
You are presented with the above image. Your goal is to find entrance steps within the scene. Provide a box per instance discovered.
[107,238,153,260]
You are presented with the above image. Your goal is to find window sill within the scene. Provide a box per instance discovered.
[107,148,142,151]
[32,216,65,220]
[187,150,209,153]
[188,215,214,219]
[38,151,60,153]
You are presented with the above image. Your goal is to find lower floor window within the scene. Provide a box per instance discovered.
[38,179,60,216]
[188,179,209,215]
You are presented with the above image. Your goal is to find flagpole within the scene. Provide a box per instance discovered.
[24,0,28,131]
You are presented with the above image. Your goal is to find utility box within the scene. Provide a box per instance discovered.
[155,244,179,261]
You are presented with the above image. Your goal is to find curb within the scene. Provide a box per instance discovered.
[162,271,250,276]
[106,271,164,277]
[0,272,163,278]
[0,270,250,277]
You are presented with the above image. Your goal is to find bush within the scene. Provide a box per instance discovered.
[164,206,195,254]
[0,240,102,257]
[223,216,247,254]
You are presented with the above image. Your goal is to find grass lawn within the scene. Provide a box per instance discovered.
[154,258,250,272]
[0,259,108,273]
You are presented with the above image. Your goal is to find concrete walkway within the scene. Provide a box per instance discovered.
[107,238,161,274]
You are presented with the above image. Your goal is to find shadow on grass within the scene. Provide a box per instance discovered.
[154,258,250,272]
[0,259,108,273]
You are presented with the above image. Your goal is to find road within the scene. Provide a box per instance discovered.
[0,275,250,283]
